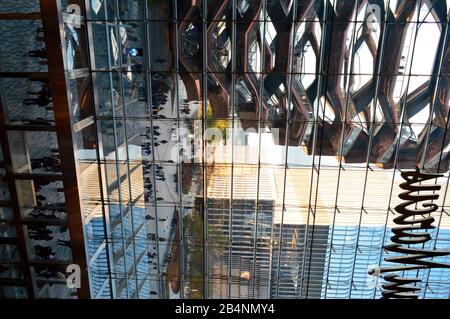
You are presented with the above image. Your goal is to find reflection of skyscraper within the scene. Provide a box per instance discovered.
[203,145,329,299]
[315,172,450,299]
[204,160,275,299]
[206,197,274,299]
[204,142,450,299]
[323,225,450,299]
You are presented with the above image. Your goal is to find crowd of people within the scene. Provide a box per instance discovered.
[30,150,61,173]
[29,222,71,262]
[23,78,52,112]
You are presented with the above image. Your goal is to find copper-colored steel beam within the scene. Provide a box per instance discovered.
[40,0,90,299]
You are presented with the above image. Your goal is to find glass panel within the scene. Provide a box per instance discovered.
[0,219,16,238]
[8,131,61,175]
[90,22,119,69]
[0,78,54,124]
[0,0,40,13]
[27,224,72,262]
[0,244,20,262]
[0,286,28,299]
[0,20,47,72]
[64,21,89,70]
[94,71,123,117]
[0,169,10,201]
[119,22,146,71]
[69,76,94,123]
[16,179,67,220]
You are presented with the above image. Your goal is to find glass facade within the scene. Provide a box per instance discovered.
[0,0,449,299]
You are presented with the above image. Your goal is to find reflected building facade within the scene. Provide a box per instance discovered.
[0,0,450,299]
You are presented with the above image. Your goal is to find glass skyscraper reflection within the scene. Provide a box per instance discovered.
[0,0,449,299]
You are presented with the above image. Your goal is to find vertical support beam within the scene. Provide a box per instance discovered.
[40,0,90,299]
[84,0,116,299]
[201,0,209,299]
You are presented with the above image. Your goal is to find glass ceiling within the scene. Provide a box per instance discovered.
[80,0,450,299]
